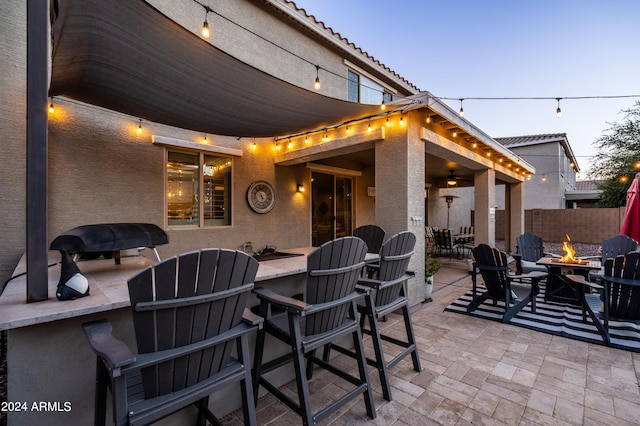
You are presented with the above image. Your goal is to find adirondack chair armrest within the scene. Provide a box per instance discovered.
[253,287,308,314]
[243,307,264,328]
[304,291,364,315]
[601,275,640,288]
[358,273,414,291]
[82,319,136,371]
[508,270,547,282]
[473,263,509,273]
[544,252,562,258]
[564,274,603,290]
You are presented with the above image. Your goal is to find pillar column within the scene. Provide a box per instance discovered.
[375,113,425,307]
[507,181,525,252]
[474,169,496,247]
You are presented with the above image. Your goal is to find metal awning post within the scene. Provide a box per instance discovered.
[26,0,50,302]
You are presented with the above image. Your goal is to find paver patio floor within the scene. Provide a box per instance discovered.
[225,257,640,425]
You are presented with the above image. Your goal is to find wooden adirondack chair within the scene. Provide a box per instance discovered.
[353,224,386,254]
[82,249,261,426]
[252,237,376,426]
[514,232,555,274]
[583,234,638,279]
[323,231,421,401]
[468,244,547,323]
[567,251,640,345]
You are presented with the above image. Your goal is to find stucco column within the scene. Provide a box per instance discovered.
[507,181,525,252]
[375,114,425,307]
[474,169,496,247]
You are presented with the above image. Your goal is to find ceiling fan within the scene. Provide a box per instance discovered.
[445,170,471,186]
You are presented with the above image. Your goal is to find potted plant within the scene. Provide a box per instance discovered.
[424,251,442,302]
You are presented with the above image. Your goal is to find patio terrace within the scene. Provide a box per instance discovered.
[223,257,640,426]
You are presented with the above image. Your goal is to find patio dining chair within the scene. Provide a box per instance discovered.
[251,237,376,426]
[82,249,261,426]
[468,244,547,323]
[323,231,421,401]
[566,251,640,345]
[433,229,460,259]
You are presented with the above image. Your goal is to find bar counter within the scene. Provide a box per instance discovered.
[0,247,359,426]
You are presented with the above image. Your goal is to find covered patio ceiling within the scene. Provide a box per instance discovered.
[48,0,382,138]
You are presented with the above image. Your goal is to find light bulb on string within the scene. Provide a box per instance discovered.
[201,5,212,38]
[380,99,386,111]
[137,119,143,134]
[48,98,55,113]
[314,66,320,90]
[556,98,562,118]
[459,99,464,117]
[426,115,431,124]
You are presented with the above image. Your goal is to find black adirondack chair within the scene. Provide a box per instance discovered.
[82,249,261,426]
[353,224,386,254]
[514,232,555,274]
[468,244,547,323]
[583,235,638,279]
[252,237,376,426]
[566,251,640,345]
[323,231,421,401]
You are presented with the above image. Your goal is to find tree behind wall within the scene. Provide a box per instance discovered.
[591,101,640,207]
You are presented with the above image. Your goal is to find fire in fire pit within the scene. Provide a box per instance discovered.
[555,234,588,265]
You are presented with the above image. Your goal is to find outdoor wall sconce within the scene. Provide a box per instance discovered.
[297,184,305,193]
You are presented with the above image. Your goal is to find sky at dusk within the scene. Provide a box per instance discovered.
[292,0,640,179]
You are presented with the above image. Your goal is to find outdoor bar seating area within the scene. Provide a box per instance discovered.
[0,226,425,425]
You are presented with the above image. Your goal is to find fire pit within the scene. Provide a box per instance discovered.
[551,234,590,265]
[535,235,601,304]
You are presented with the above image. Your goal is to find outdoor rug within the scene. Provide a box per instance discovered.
[444,284,640,352]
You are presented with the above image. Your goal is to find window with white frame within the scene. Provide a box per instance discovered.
[167,150,232,227]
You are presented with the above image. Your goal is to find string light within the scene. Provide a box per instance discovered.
[426,115,431,124]
[452,129,457,137]
[368,121,372,132]
[48,98,55,113]
[199,4,213,39]
[203,134,208,144]
[458,99,464,117]
[314,66,320,90]
[399,114,404,126]
[137,119,142,134]
[556,98,562,118]
[345,125,350,135]
[381,99,386,111]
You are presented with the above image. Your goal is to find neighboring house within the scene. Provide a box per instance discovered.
[566,179,602,208]
[495,133,580,209]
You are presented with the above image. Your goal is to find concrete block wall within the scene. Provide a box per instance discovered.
[496,208,626,244]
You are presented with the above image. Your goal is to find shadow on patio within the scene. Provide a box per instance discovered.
[223,256,640,425]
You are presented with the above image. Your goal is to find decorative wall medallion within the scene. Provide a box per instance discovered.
[247,180,275,214]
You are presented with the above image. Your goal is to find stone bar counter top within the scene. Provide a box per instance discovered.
[0,247,373,331]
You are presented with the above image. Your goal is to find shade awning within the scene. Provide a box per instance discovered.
[49,0,382,138]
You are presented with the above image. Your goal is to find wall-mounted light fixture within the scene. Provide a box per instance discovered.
[297,184,305,193]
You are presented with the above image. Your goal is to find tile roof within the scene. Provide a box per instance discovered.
[271,0,421,93]
[574,180,600,191]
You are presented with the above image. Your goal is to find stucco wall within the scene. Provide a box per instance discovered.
[48,99,312,258]
[0,2,27,284]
